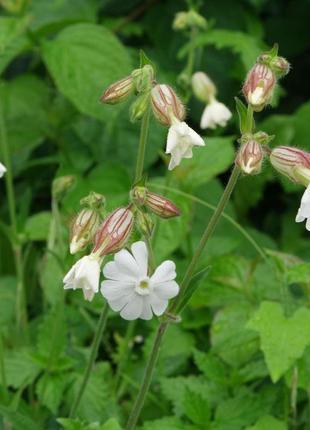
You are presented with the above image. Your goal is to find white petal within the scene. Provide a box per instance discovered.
[131,241,148,276]
[153,281,179,300]
[108,292,135,312]
[301,185,310,204]
[295,209,305,223]
[0,162,7,178]
[200,105,216,129]
[83,289,95,301]
[75,256,100,293]
[114,249,141,278]
[151,260,176,283]
[166,126,179,153]
[150,295,168,316]
[140,297,153,320]
[186,125,205,147]
[100,279,133,300]
[306,217,310,231]
[120,295,144,320]
[103,261,135,282]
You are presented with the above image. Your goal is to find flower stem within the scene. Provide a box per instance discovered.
[125,164,241,429]
[69,302,109,418]
[0,101,27,332]
[125,322,168,430]
[134,105,151,183]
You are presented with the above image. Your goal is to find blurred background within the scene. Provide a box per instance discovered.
[0,0,310,429]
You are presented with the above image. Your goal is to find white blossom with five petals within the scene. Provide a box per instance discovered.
[63,254,101,301]
[101,241,179,320]
[0,162,6,178]
[166,120,205,170]
[200,97,232,130]
[295,185,310,231]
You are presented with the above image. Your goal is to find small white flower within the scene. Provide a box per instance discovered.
[166,120,205,170]
[296,185,310,231]
[63,254,101,301]
[101,241,179,320]
[200,98,232,130]
[0,162,7,178]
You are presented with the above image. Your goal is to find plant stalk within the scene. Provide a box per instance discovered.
[69,302,109,417]
[125,164,241,429]
[134,105,151,183]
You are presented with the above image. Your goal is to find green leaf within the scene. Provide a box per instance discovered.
[183,388,211,427]
[36,372,67,414]
[58,418,122,430]
[0,405,42,430]
[42,23,132,122]
[179,137,235,189]
[193,349,228,385]
[247,301,310,382]
[0,16,31,74]
[39,253,64,304]
[211,305,259,367]
[246,415,287,430]
[24,211,52,241]
[0,276,16,327]
[235,97,254,134]
[139,416,188,430]
[4,350,42,388]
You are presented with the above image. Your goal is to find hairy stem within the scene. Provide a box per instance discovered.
[69,303,109,418]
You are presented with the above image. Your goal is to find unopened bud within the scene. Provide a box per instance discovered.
[92,206,134,256]
[270,146,310,186]
[80,191,105,210]
[173,10,207,31]
[191,72,216,103]
[70,209,101,254]
[243,63,276,111]
[130,93,150,122]
[151,84,185,126]
[100,76,134,104]
[52,175,75,200]
[136,210,154,236]
[269,56,290,78]
[236,138,264,175]
[131,65,154,93]
[145,191,181,218]
[131,186,147,206]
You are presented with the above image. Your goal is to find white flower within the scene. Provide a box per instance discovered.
[166,120,205,170]
[63,254,101,301]
[200,98,232,130]
[295,185,310,231]
[0,162,7,178]
[101,241,179,320]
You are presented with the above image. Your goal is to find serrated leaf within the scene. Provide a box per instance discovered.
[42,23,132,122]
[0,405,41,430]
[193,349,228,385]
[36,372,68,414]
[4,350,42,388]
[183,388,211,427]
[247,301,310,382]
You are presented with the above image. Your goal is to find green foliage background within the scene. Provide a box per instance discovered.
[0,0,310,429]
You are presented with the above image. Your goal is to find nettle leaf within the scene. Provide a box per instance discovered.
[247,301,310,382]
[0,16,31,74]
[210,305,259,367]
[183,388,211,428]
[42,23,132,122]
[24,211,52,241]
[177,137,235,189]
[36,372,68,414]
[193,349,228,385]
[0,405,41,430]
[4,350,42,388]
[39,253,64,305]
[246,415,287,430]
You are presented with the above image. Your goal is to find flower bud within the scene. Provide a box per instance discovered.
[100,75,134,104]
[269,56,290,78]
[80,191,105,210]
[151,84,185,126]
[191,72,216,103]
[145,191,181,218]
[92,206,134,256]
[173,10,207,31]
[243,63,276,111]
[236,139,264,175]
[70,208,101,254]
[131,186,147,206]
[131,65,154,93]
[136,210,154,236]
[270,146,310,186]
[130,93,150,122]
[52,175,75,200]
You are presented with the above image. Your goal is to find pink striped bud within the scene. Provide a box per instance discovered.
[92,206,134,256]
[236,139,264,175]
[145,191,181,219]
[70,208,101,254]
[151,84,185,126]
[243,63,276,111]
[270,146,310,186]
[100,76,134,104]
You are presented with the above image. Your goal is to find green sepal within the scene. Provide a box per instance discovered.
[235,97,254,134]
[139,49,156,73]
